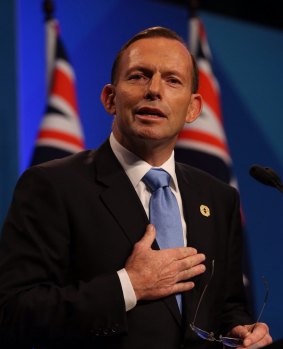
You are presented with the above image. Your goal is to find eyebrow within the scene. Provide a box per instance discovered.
[125,66,152,75]
[125,65,185,78]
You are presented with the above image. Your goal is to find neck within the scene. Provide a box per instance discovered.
[135,142,174,166]
[113,132,175,167]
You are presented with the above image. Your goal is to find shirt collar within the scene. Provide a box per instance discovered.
[109,132,177,190]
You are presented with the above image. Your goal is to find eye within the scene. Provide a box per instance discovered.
[127,72,149,85]
[128,73,144,80]
[167,77,182,85]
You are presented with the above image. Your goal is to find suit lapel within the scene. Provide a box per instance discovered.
[176,163,216,260]
[94,140,148,246]
[176,163,216,326]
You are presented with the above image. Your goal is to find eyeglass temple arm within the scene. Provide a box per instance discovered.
[192,259,215,325]
[254,275,269,324]
[249,275,269,334]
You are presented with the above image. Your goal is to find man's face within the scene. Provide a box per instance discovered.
[103,37,201,151]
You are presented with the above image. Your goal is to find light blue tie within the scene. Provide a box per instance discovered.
[142,168,184,312]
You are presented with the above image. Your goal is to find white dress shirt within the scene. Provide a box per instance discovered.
[110,133,187,311]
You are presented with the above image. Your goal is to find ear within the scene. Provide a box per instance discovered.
[185,93,202,123]
[100,84,116,115]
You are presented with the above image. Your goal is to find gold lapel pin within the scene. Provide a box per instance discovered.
[200,204,210,217]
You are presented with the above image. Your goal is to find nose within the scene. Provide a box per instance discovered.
[145,74,162,100]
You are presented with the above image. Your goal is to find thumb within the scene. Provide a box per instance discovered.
[139,224,156,248]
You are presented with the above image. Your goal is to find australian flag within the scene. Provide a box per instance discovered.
[175,13,254,313]
[30,15,84,166]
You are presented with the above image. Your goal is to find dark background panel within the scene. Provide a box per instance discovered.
[156,0,283,30]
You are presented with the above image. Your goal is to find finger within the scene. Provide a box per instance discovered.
[178,253,206,269]
[164,246,198,261]
[243,323,271,347]
[170,280,196,294]
[229,325,249,338]
[177,263,206,282]
[138,224,156,247]
[243,334,272,349]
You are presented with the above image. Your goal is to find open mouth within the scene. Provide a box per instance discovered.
[136,107,166,118]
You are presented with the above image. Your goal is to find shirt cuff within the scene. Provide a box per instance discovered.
[117,268,137,311]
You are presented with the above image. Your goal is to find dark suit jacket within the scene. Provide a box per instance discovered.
[0,139,252,349]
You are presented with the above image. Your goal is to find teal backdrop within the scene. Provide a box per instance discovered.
[0,0,18,227]
[1,0,282,341]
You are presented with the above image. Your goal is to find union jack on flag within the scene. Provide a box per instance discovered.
[31,17,84,166]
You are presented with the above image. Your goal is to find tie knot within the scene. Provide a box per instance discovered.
[142,168,171,192]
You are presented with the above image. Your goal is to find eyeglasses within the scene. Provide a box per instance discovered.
[190,260,269,347]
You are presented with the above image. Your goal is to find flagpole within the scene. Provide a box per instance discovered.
[188,0,199,16]
[43,0,54,21]
[42,0,56,91]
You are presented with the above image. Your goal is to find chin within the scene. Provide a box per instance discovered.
[136,130,163,141]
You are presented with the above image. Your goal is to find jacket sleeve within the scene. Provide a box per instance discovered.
[0,166,128,347]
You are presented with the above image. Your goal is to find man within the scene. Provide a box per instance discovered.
[0,27,272,348]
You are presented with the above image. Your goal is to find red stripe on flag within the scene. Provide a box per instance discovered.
[51,67,78,114]
[37,130,84,148]
[199,20,206,43]
[198,70,222,122]
[178,129,229,155]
